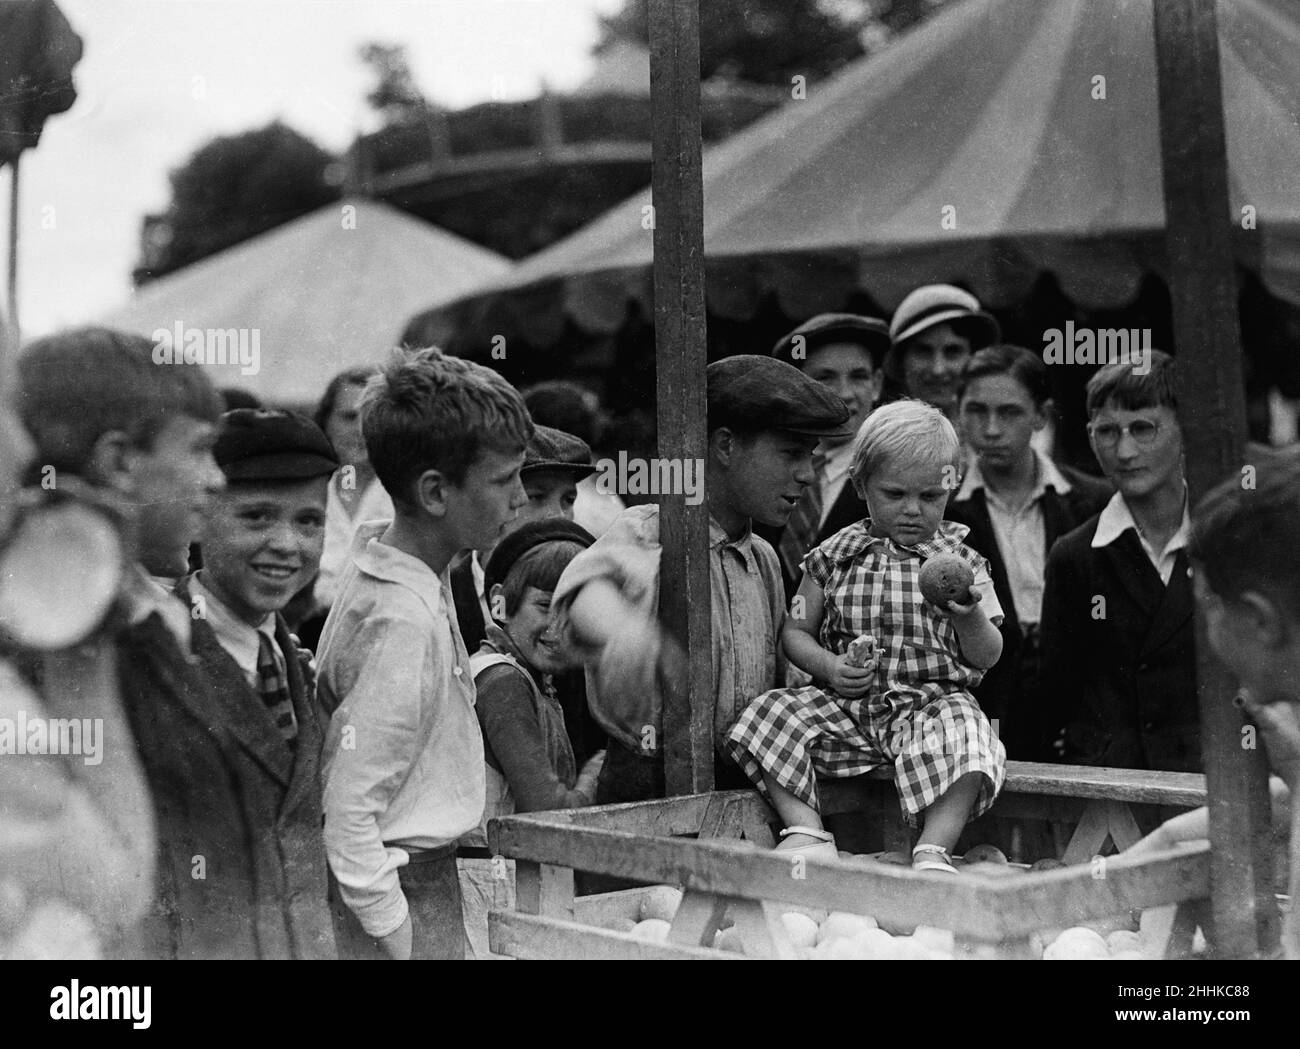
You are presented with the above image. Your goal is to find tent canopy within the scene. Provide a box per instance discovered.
[405,0,1300,348]
[103,198,510,404]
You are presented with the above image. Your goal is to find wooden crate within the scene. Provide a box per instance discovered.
[488,769,1216,960]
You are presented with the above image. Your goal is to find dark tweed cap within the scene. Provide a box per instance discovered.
[484,518,595,595]
[524,424,596,479]
[214,408,339,481]
[707,355,852,438]
[771,313,891,369]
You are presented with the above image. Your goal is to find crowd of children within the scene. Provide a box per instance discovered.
[0,279,1295,957]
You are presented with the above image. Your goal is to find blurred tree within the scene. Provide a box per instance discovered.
[359,42,434,123]
[133,121,338,285]
[598,0,953,84]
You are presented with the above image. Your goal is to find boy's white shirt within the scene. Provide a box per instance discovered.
[316,473,394,612]
[1091,491,1191,586]
[189,573,280,692]
[319,522,484,939]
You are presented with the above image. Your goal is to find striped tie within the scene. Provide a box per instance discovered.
[256,632,299,748]
[779,451,828,581]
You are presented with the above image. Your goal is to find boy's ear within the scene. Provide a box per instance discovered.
[709,427,736,467]
[412,467,448,516]
[488,582,506,622]
[1238,591,1289,650]
[85,429,137,493]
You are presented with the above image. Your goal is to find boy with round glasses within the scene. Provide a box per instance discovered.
[1039,350,1200,772]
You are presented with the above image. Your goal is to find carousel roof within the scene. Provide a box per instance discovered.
[404,0,1300,349]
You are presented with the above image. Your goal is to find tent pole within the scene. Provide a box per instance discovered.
[6,155,18,344]
[1153,0,1278,958]
[648,0,712,796]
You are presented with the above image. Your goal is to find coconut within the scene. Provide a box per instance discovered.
[818,911,879,944]
[638,885,683,923]
[630,918,671,943]
[1105,929,1143,954]
[962,843,1008,865]
[1043,927,1110,960]
[780,911,820,950]
[713,926,745,954]
[917,553,975,608]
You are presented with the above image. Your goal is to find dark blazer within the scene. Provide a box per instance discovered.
[945,464,1112,759]
[1039,515,1200,773]
[759,479,870,601]
[450,552,606,766]
[117,580,335,959]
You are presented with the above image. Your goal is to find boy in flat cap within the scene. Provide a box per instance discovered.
[888,284,1000,422]
[551,355,851,804]
[766,313,890,600]
[169,408,339,958]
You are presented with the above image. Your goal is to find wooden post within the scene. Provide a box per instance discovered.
[648,0,712,796]
[1152,0,1278,958]
[6,155,19,341]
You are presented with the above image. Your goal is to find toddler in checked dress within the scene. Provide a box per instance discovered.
[724,400,1007,873]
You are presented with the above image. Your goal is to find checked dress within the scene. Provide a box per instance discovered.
[723,520,1006,825]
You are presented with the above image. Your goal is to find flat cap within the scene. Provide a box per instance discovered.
[771,313,891,368]
[214,408,339,482]
[707,355,853,439]
[484,517,595,596]
[523,424,596,479]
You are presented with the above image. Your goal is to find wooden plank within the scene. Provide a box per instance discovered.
[1104,800,1145,852]
[822,763,1206,807]
[729,898,799,960]
[648,0,712,797]
[668,889,730,947]
[489,912,739,961]
[697,794,745,839]
[520,793,714,836]
[495,814,1212,942]
[1153,0,1278,960]
[1060,801,1115,866]
[494,817,1012,940]
[514,861,574,919]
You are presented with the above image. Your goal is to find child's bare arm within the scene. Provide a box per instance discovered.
[781,574,873,697]
[939,587,1002,670]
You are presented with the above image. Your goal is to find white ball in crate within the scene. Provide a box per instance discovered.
[817,911,878,944]
[781,911,820,949]
[630,918,671,943]
[1105,929,1143,954]
[638,885,683,922]
[912,925,955,952]
[1043,926,1110,960]
[851,928,899,960]
[1110,950,1145,961]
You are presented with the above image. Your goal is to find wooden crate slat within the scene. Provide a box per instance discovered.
[489,911,739,961]
[824,763,1206,809]
[572,886,657,928]
[518,792,715,836]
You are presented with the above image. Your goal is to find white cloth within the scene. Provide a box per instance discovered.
[955,449,1074,625]
[319,522,484,938]
[316,474,394,612]
[817,438,856,528]
[1091,491,1191,586]
[573,474,625,538]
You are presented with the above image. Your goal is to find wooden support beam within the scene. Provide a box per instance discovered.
[648,0,712,796]
[1152,0,1279,959]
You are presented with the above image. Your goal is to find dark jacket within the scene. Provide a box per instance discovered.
[1039,514,1200,773]
[759,478,870,601]
[945,463,1112,758]
[117,579,335,959]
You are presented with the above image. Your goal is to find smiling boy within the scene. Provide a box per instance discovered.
[319,347,532,960]
[174,408,339,958]
[1040,350,1200,772]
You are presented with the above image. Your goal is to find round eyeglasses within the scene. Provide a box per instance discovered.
[1088,419,1161,449]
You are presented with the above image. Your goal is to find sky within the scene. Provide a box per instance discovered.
[3,0,623,336]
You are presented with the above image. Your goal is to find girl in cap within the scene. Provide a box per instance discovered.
[457,519,606,958]
[724,400,1007,873]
